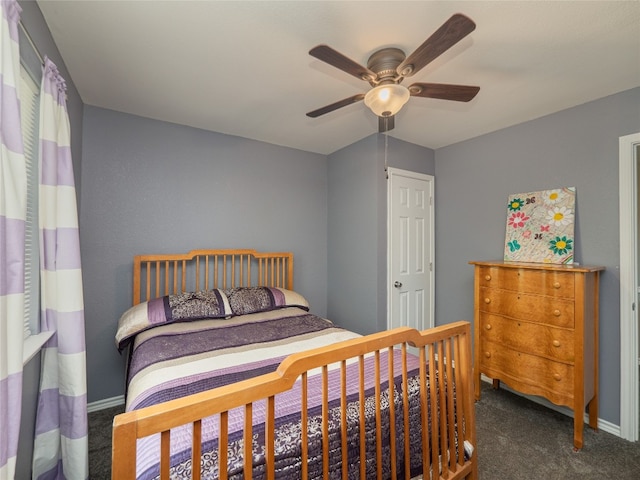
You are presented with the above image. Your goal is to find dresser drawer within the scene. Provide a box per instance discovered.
[479,313,574,363]
[477,266,575,298]
[480,340,574,402]
[479,286,574,328]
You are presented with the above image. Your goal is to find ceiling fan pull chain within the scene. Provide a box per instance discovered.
[384,130,389,179]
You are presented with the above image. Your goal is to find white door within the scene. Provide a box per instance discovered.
[620,132,640,441]
[387,167,434,332]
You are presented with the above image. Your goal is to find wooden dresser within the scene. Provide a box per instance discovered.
[470,260,604,449]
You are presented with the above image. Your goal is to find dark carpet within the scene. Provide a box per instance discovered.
[475,384,640,479]
[89,382,640,479]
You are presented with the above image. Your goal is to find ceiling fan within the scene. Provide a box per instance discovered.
[306,13,480,132]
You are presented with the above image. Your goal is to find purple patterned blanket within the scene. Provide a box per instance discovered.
[120,306,452,479]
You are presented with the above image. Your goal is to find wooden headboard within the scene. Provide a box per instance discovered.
[133,249,294,305]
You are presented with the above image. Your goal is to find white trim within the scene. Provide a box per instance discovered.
[87,395,125,413]
[619,132,640,442]
[23,330,54,365]
[386,167,435,331]
[480,376,620,438]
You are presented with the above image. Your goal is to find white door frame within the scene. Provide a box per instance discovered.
[386,167,435,330]
[619,132,640,441]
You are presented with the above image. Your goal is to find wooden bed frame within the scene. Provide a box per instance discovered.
[112,249,478,480]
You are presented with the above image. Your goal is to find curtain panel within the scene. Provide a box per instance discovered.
[0,1,26,478]
[32,57,88,480]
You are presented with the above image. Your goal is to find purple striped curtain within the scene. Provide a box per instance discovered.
[0,1,26,478]
[32,57,88,480]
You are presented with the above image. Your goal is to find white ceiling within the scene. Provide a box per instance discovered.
[36,1,640,155]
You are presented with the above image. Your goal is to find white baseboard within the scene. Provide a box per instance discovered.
[87,395,125,413]
[480,375,621,438]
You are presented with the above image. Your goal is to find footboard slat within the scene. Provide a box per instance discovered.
[419,346,430,476]
[266,396,275,480]
[374,349,382,480]
[321,365,329,479]
[300,372,309,478]
[428,345,439,474]
[160,430,170,479]
[387,346,398,480]
[112,322,477,480]
[358,355,366,479]
[437,340,449,477]
[340,360,348,480]
[192,420,202,480]
[244,403,252,480]
[219,411,228,480]
[445,338,457,473]
[454,335,465,469]
[401,344,410,480]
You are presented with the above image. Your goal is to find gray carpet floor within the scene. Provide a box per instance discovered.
[90,382,640,479]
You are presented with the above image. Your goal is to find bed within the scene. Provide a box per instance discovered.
[111,249,477,480]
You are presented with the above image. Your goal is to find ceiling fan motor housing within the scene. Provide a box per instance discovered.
[366,47,406,85]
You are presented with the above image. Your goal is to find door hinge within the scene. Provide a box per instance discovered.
[430,262,433,271]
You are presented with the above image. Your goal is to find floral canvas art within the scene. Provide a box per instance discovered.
[504,187,576,264]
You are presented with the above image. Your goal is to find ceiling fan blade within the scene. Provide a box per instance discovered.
[409,83,480,102]
[306,94,366,118]
[379,115,395,133]
[398,13,476,77]
[309,45,377,82]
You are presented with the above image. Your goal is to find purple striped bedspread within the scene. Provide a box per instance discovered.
[123,307,447,479]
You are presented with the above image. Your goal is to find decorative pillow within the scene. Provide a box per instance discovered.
[224,287,309,316]
[115,289,232,350]
[115,287,309,350]
[169,289,231,321]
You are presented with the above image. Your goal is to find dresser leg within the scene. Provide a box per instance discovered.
[492,379,500,390]
[573,401,585,450]
[573,425,584,450]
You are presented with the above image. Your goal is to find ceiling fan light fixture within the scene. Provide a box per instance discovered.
[364,84,410,117]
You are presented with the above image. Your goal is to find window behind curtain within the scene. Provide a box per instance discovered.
[20,62,40,339]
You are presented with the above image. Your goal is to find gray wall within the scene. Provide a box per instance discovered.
[82,114,434,402]
[434,87,640,426]
[327,134,434,335]
[80,106,328,402]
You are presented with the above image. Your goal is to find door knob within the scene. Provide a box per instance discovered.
[394,281,402,288]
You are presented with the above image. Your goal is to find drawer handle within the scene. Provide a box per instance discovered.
[484,274,491,281]
[553,309,561,316]
[553,373,562,381]
[484,298,491,304]
[553,282,561,289]
[552,340,561,347]
[484,352,491,358]
[485,324,492,331]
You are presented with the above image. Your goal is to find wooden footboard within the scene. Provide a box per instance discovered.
[112,321,477,480]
